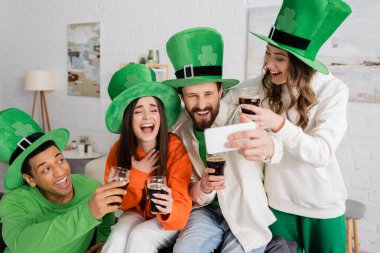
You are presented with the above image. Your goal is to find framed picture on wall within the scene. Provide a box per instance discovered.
[67,22,100,98]
[247,4,380,103]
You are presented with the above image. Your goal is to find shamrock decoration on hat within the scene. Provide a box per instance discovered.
[251,0,352,74]
[108,64,157,100]
[164,27,239,90]
[0,108,69,190]
[106,64,181,133]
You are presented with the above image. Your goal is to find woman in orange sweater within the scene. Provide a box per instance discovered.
[101,64,192,253]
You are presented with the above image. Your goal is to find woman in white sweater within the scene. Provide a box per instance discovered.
[224,0,352,252]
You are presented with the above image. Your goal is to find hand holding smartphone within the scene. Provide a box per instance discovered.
[204,122,256,154]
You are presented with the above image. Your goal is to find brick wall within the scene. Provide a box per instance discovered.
[0,0,379,251]
[339,103,380,252]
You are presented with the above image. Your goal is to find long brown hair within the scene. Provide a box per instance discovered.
[262,52,317,129]
[117,96,168,176]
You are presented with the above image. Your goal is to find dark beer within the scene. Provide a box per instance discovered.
[108,177,129,206]
[147,183,167,214]
[207,156,226,176]
[239,96,260,115]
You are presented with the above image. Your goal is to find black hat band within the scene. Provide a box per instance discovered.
[175,65,222,79]
[268,26,311,50]
[9,132,44,165]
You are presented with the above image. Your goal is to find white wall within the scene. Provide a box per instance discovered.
[1,0,277,154]
[0,0,379,252]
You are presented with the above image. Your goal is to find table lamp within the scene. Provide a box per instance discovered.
[24,70,55,131]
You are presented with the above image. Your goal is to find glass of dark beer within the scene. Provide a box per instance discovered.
[206,153,226,176]
[239,87,260,115]
[107,166,130,206]
[147,176,167,214]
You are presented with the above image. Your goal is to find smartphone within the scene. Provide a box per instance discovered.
[204,122,256,154]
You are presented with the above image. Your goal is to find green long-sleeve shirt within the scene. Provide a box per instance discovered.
[0,174,115,253]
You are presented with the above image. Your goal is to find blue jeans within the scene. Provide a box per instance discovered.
[173,205,267,253]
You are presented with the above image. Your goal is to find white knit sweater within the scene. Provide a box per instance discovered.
[223,72,348,219]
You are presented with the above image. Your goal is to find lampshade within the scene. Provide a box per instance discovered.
[24,70,55,91]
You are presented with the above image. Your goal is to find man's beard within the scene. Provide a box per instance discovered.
[187,102,220,131]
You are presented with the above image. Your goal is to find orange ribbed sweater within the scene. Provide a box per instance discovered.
[104,134,192,230]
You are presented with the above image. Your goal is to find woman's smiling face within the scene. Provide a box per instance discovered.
[264,44,290,85]
[132,96,161,151]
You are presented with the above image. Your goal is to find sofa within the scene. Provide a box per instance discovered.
[84,155,107,183]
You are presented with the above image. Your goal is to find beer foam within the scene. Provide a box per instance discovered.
[109,177,130,184]
[147,182,165,189]
[239,95,260,99]
[206,156,225,162]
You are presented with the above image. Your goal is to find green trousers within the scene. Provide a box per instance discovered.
[269,208,346,253]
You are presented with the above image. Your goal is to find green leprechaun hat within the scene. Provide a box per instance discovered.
[164,27,239,89]
[106,65,181,133]
[251,0,351,74]
[0,108,69,190]
[108,64,157,100]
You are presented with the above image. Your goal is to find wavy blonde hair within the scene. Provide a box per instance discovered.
[261,53,318,129]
